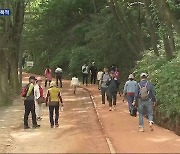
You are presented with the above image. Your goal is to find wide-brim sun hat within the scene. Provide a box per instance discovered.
[128,74,134,79]
[140,73,148,77]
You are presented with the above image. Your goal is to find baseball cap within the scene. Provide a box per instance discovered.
[140,73,148,77]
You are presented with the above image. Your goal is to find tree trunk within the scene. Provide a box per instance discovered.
[163,36,174,60]
[144,0,159,56]
[0,51,10,105]
[113,0,142,52]
[161,0,180,35]
[9,52,20,94]
[153,0,174,60]
[109,0,139,55]
[92,0,97,14]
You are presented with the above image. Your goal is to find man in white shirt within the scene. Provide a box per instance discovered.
[55,65,63,88]
[82,63,89,86]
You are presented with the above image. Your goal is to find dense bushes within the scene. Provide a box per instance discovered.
[134,50,180,135]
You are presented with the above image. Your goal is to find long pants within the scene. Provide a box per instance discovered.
[82,73,88,85]
[45,80,51,87]
[91,74,97,84]
[127,95,135,112]
[101,87,107,104]
[24,100,37,127]
[49,105,59,126]
[56,75,62,88]
[35,101,43,118]
[108,92,117,107]
[138,99,153,127]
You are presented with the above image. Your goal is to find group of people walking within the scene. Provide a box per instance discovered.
[44,65,63,88]
[22,62,156,132]
[82,62,98,86]
[97,66,156,132]
[123,73,156,132]
[22,75,63,129]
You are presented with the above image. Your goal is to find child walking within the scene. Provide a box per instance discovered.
[70,75,80,94]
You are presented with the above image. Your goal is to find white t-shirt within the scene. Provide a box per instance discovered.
[34,84,40,100]
[97,71,104,80]
[55,68,62,73]
[71,77,79,86]
[82,65,88,74]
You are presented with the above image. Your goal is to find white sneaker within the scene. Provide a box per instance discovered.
[139,127,144,132]
[149,121,154,131]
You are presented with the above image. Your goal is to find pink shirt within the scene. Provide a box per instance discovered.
[44,69,52,80]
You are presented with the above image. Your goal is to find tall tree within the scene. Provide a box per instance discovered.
[144,0,159,56]
[0,0,26,105]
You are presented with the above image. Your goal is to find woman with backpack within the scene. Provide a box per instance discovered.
[99,67,110,105]
[123,74,137,116]
[133,73,156,132]
[44,66,52,88]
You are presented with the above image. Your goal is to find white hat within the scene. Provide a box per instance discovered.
[140,73,148,77]
[50,81,56,87]
[36,77,42,81]
[128,74,134,79]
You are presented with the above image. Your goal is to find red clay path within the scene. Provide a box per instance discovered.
[85,85,180,153]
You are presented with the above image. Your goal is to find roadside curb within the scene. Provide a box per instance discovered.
[82,87,116,154]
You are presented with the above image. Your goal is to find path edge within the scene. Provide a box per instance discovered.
[82,87,116,154]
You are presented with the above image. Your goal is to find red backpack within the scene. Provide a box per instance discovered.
[21,84,30,97]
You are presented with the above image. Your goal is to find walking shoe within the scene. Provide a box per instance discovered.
[109,107,112,111]
[33,124,41,128]
[24,126,30,129]
[113,105,116,110]
[37,117,42,121]
[51,125,54,128]
[139,127,144,132]
[55,124,59,127]
[149,121,154,131]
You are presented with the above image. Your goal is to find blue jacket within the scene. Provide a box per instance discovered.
[124,80,137,94]
[135,79,156,102]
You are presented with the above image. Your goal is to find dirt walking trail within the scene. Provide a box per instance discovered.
[0,72,180,153]
[86,86,180,153]
[0,73,109,153]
